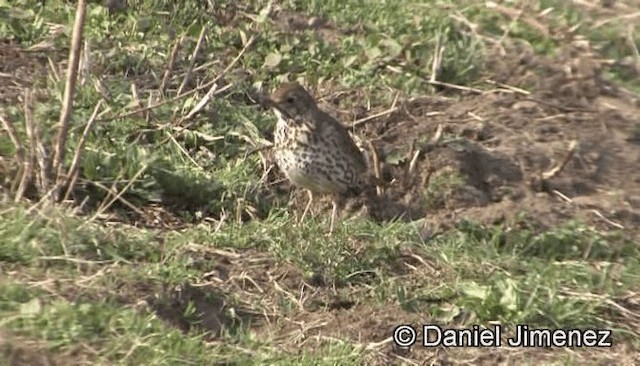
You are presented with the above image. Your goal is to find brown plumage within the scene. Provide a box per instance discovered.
[268,82,372,233]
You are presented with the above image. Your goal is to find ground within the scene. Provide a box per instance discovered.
[0,0,639,365]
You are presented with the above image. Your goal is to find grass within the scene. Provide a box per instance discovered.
[1,201,637,364]
[1,0,639,364]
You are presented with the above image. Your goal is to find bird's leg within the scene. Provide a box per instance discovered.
[328,195,347,235]
[299,190,314,224]
[329,199,338,235]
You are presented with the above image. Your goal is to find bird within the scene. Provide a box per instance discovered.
[267,82,372,234]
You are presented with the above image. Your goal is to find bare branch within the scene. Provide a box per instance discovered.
[52,0,87,196]
[542,140,578,181]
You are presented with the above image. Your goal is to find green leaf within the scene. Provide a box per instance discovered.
[381,38,402,59]
[460,282,488,300]
[365,46,382,61]
[19,297,41,315]
[343,55,358,67]
[497,278,519,312]
[264,52,282,68]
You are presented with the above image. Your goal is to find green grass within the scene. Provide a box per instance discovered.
[1,200,638,363]
[1,0,639,364]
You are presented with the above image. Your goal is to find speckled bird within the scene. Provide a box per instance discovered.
[268,82,372,233]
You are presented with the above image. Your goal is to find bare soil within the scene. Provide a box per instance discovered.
[282,38,640,244]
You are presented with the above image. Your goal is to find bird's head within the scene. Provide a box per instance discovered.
[268,82,317,120]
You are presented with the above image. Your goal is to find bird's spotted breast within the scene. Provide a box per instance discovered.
[271,94,368,196]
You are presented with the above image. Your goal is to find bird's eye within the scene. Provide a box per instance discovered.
[286,96,295,103]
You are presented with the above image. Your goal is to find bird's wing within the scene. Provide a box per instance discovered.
[317,110,368,173]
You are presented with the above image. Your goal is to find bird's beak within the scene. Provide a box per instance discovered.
[256,91,294,119]
[266,98,295,120]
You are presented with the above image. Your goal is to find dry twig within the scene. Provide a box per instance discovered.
[63,100,104,201]
[591,209,625,230]
[85,164,149,225]
[366,140,383,196]
[52,0,87,199]
[484,79,531,95]
[542,140,578,181]
[0,114,24,165]
[98,35,257,124]
[426,79,484,94]
[430,34,444,83]
[352,93,400,127]
[177,27,207,96]
[160,36,183,95]
[177,35,257,125]
[23,90,44,197]
[0,113,26,197]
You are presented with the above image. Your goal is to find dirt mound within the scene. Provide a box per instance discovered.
[379,43,638,239]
